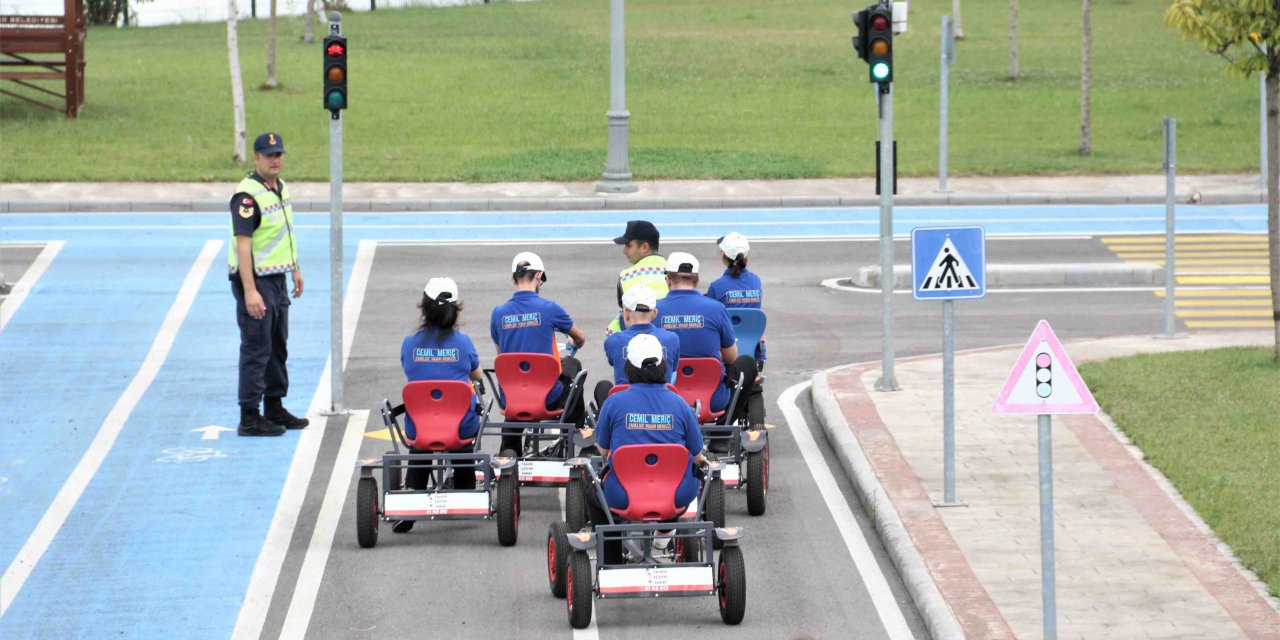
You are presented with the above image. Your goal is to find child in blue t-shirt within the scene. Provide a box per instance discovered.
[706,231,765,365]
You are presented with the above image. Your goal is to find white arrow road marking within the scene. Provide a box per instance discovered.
[192,425,233,441]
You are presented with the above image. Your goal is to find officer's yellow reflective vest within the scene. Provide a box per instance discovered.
[607,254,669,334]
[228,176,299,277]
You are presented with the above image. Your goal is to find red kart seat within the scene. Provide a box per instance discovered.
[402,380,476,451]
[607,444,690,521]
[673,357,726,423]
[606,383,680,397]
[494,353,564,421]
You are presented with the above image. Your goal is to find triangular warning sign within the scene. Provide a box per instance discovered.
[993,320,1099,415]
[920,237,978,291]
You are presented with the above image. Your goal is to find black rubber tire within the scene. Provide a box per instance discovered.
[356,476,379,549]
[384,466,401,491]
[567,550,594,629]
[547,521,570,598]
[496,473,520,547]
[717,545,747,625]
[747,391,766,427]
[564,468,588,532]
[705,477,726,549]
[745,445,768,516]
[676,531,703,563]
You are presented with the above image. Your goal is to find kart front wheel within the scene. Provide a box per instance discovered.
[718,545,746,625]
[567,550,593,629]
[496,473,520,547]
[356,476,379,549]
[547,521,570,598]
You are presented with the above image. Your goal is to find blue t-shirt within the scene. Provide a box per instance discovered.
[707,268,766,361]
[602,322,681,385]
[400,329,481,441]
[595,383,704,511]
[490,290,575,404]
[656,289,736,410]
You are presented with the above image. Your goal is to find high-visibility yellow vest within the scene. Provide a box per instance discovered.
[607,254,668,334]
[228,176,299,276]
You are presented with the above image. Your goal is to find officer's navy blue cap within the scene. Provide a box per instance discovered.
[613,220,660,246]
[253,132,285,155]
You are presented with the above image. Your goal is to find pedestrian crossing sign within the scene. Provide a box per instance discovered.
[911,226,986,300]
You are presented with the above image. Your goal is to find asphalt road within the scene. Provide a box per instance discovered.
[251,236,1166,639]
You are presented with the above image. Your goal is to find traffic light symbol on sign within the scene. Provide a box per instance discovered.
[1035,352,1052,398]
[323,35,347,113]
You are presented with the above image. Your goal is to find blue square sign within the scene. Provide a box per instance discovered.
[911,226,986,300]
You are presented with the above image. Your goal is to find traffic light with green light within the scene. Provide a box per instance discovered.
[323,35,347,114]
[865,5,893,84]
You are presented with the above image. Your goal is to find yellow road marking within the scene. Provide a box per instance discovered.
[1177,275,1272,285]
[1114,251,1268,259]
[1176,269,1268,275]
[1155,289,1270,297]
[1101,235,1267,244]
[1175,299,1272,307]
[1176,309,1272,317]
[1146,259,1270,266]
[364,428,392,441]
[1186,320,1274,328]
[1111,244,1268,252]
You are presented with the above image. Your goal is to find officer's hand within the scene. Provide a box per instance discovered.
[291,270,304,298]
[245,289,267,320]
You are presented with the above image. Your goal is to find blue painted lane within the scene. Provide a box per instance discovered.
[0,229,342,638]
[0,203,1268,241]
[0,238,207,575]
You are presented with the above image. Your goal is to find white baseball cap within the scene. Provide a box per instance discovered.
[717,232,750,259]
[665,251,699,275]
[423,276,460,303]
[621,285,657,312]
[625,333,665,368]
[511,251,547,282]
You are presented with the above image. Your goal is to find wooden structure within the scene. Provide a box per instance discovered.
[0,0,87,117]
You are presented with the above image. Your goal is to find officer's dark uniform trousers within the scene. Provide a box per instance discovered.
[232,273,291,408]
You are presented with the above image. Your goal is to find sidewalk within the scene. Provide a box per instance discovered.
[0,174,1266,212]
[811,332,1280,640]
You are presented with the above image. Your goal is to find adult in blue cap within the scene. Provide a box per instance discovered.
[227,132,308,436]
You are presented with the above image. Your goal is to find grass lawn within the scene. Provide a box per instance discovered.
[1079,347,1280,598]
[0,0,1264,181]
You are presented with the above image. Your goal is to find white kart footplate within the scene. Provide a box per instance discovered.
[384,491,489,517]
[723,462,741,488]
[597,565,715,595]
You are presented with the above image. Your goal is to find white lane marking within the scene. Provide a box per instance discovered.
[231,239,377,640]
[820,278,1271,295]
[375,234,1094,248]
[779,381,914,640]
[278,410,369,639]
[0,239,221,616]
[0,240,64,332]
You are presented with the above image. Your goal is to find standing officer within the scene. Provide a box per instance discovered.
[229,132,309,437]
[607,220,668,335]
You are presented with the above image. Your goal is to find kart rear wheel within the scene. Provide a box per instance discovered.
[356,476,379,549]
[565,468,588,532]
[717,545,746,625]
[496,473,520,546]
[705,477,726,549]
[745,444,768,516]
[567,550,593,629]
[676,531,702,563]
[547,521,570,598]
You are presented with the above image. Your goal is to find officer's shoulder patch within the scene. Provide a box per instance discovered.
[239,205,255,218]
[241,196,254,206]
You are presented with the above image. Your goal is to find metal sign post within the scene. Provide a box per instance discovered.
[1159,118,1182,340]
[938,15,955,193]
[326,12,345,414]
[1037,413,1057,640]
[912,226,985,505]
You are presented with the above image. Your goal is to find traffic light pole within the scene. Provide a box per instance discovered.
[326,12,346,414]
[875,82,899,392]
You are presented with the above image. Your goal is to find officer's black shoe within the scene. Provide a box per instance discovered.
[264,398,309,429]
[238,412,286,437]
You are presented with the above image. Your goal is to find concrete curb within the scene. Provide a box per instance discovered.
[852,262,1165,288]
[810,369,964,640]
[0,192,1264,213]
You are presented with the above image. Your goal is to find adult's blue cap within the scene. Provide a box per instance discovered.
[613,220,660,246]
[253,132,285,155]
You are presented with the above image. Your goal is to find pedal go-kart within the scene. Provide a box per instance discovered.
[546,444,747,628]
[671,356,770,516]
[354,380,520,548]
[482,351,590,484]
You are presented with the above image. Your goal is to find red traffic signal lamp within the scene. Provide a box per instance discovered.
[323,35,347,114]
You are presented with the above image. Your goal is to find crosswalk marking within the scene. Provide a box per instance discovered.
[1102,233,1273,330]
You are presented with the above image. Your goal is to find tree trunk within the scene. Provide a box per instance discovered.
[952,0,964,40]
[1009,0,1019,79]
[266,0,278,89]
[227,0,247,164]
[303,0,316,43]
[1080,0,1092,155]
[1267,70,1279,362]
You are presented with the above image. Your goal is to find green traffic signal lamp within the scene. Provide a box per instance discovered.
[871,61,891,81]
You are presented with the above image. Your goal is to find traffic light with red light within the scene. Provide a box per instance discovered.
[323,35,347,114]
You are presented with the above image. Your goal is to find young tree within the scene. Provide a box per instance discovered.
[265,0,279,89]
[1167,0,1280,360]
[952,0,965,39]
[302,0,317,44]
[1080,0,1092,155]
[227,0,247,164]
[1009,0,1019,79]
